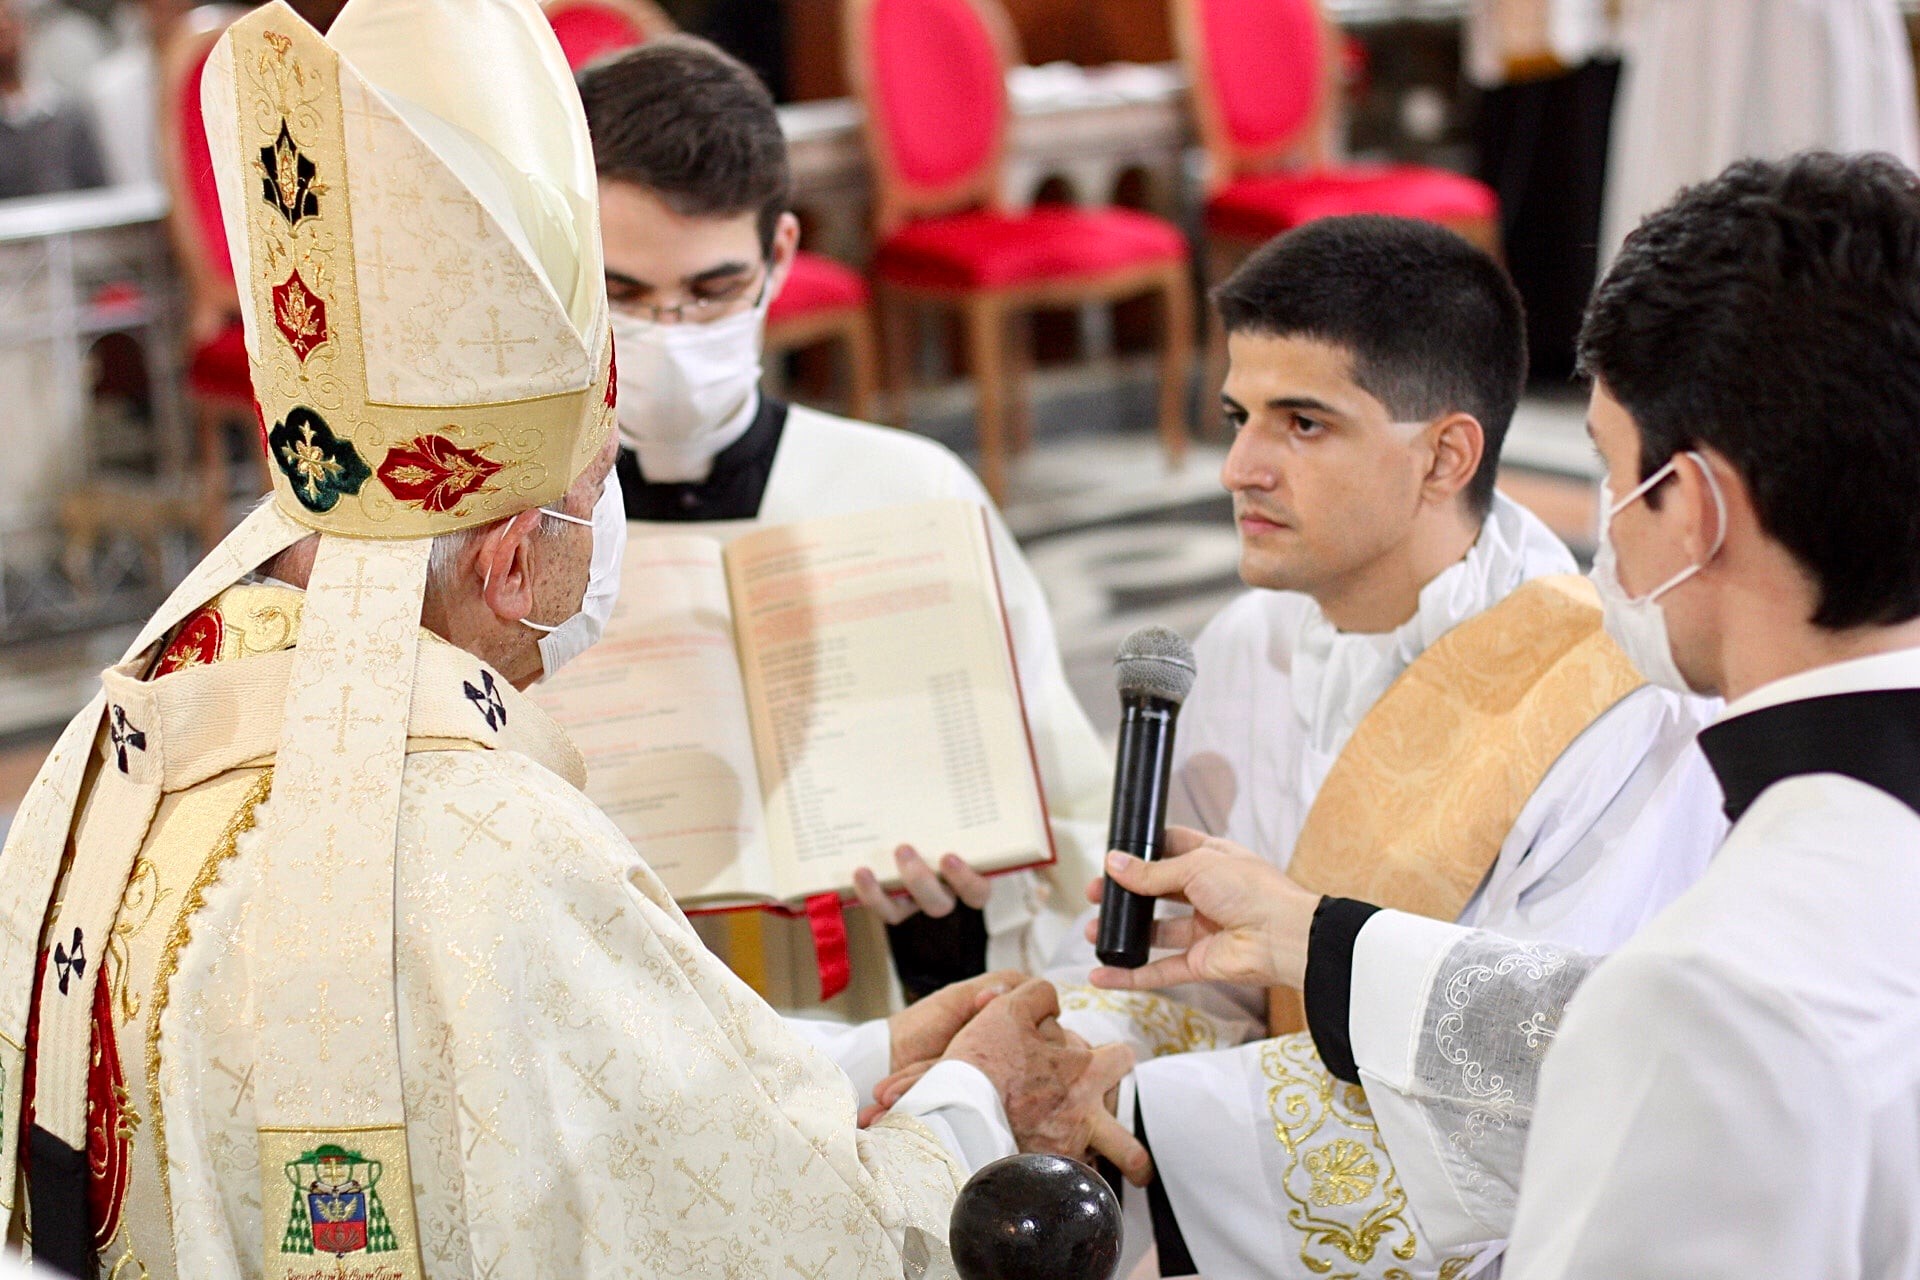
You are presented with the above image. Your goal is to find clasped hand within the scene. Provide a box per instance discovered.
[877,975,1150,1185]
[1080,825,1324,992]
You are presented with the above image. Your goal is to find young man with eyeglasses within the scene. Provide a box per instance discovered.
[576,36,1111,1035]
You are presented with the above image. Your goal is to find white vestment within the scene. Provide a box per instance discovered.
[1501,648,1920,1279]
[104,593,1006,1279]
[1602,0,1920,259]
[642,402,1112,1020]
[1045,495,1728,1278]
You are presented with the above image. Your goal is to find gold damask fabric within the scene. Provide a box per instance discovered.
[1270,575,1643,1035]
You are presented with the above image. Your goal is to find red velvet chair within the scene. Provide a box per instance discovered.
[1175,0,1500,424]
[1175,0,1500,250]
[160,4,261,550]
[541,0,674,69]
[767,250,882,421]
[846,0,1193,502]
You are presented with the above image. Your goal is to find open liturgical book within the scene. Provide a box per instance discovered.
[534,498,1055,917]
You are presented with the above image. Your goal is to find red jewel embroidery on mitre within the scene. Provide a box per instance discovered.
[605,335,618,409]
[271,270,329,363]
[154,606,225,677]
[377,434,505,514]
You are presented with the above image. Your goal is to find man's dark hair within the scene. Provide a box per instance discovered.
[1212,215,1526,518]
[578,35,790,254]
[1579,152,1920,630]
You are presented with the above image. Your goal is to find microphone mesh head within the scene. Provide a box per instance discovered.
[1114,625,1197,704]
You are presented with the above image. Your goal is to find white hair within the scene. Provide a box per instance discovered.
[247,497,558,603]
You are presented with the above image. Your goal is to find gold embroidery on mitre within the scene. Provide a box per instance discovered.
[1058,986,1220,1058]
[220,7,611,542]
[1272,575,1644,1035]
[1261,1035,1475,1279]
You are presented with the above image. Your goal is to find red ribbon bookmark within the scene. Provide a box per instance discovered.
[804,892,852,1002]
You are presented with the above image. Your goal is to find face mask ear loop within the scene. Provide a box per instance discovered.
[480,505,588,633]
[1643,451,1729,604]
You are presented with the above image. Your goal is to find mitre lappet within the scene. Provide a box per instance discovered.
[0,0,612,1274]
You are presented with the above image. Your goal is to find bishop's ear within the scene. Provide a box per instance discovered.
[475,509,544,626]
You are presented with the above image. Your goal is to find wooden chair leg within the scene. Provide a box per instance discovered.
[1200,238,1244,440]
[876,283,916,428]
[963,295,1009,504]
[845,307,882,424]
[1004,308,1033,455]
[1156,266,1194,469]
[197,398,230,551]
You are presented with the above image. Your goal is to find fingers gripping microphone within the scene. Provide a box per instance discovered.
[1095,626,1196,969]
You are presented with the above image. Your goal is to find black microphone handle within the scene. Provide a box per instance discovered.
[1094,692,1180,968]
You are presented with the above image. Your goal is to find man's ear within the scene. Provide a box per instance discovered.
[1422,412,1486,507]
[475,509,544,625]
[765,211,802,301]
[1671,447,1736,565]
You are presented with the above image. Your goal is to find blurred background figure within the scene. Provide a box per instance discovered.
[0,0,106,198]
[1603,0,1920,259]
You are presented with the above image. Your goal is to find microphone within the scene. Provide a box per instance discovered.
[1094,625,1196,969]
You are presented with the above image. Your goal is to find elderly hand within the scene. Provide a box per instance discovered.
[1081,826,1323,991]
[852,844,994,924]
[887,969,1027,1073]
[874,978,1149,1185]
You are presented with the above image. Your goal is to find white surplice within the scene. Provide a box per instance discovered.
[1601,0,1920,260]
[1500,647,1920,1279]
[1045,494,1728,1278]
[645,402,1112,1020]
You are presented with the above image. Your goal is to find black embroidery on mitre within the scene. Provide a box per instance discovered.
[268,407,371,514]
[260,119,321,228]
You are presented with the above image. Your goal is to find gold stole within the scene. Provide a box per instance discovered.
[1268,575,1644,1035]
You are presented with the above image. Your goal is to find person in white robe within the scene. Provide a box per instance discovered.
[1600,0,1920,261]
[0,4,1143,1275]
[566,36,1111,1021]
[1020,217,1725,1279]
[1091,153,1920,1279]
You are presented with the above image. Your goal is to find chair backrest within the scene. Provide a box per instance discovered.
[844,0,1017,233]
[542,0,675,72]
[1173,0,1337,191]
[160,4,248,339]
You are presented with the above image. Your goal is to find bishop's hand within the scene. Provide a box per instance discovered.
[887,969,1027,1074]
[877,979,1150,1186]
[1082,826,1323,992]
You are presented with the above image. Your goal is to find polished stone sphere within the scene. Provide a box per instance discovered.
[949,1153,1123,1280]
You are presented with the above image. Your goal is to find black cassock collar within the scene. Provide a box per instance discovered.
[616,395,789,523]
[1697,687,1920,823]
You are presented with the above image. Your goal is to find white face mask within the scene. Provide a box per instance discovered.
[493,466,628,680]
[610,293,768,483]
[1590,449,1726,694]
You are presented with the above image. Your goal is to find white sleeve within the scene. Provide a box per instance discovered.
[1133,1033,1495,1279]
[1347,913,1602,1252]
[1343,689,1724,1251]
[890,1060,1019,1176]
[784,1015,893,1105]
[1505,952,1856,1279]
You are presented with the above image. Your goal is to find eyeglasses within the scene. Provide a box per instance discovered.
[610,267,768,324]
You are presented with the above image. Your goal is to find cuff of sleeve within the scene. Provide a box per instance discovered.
[982,869,1041,972]
[1303,896,1382,1084]
[839,1017,894,1105]
[892,1060,1016,1174]
[1350,910,1474,1091]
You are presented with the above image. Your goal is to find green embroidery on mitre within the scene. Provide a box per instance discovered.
[280,1143,398,1257]
[269,407,371,514]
